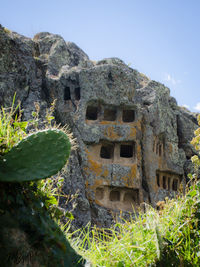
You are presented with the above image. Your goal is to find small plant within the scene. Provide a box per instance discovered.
[3,27,11,34]
[0,97,72,183]
[0,95,27,155]
[0,96,85,266]
[67,183,200,266]
[0,128,71,182]
[191,114,200,170]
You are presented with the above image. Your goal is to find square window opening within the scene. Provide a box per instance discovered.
[120,144,134,158]
[103,109,117,121]
[123,191,138,204]
[109,190,120,201]
[122,110,135,122]
[86,106,98,120]
[100,144,114,159]
[96,188,104,200]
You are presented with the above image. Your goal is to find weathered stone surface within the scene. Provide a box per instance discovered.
[0,25,199,230]
[0,25,48,120]
[33,32,90,76]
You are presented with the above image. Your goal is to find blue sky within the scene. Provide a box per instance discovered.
[1,0,200,112]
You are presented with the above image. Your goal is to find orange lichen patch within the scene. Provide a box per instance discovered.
[83,166,90,176]
[120,176,130,187]
[158,156,168,170]
[102,168,109,178]
[104,126,122,139]
[168,143,173,153]
[120,164,138,187]
[130,164,137,178]
[85,148,103,176]
[85,180,89,188]
[119,119,142,129]
[128,127,136,139]
[135,120,142,131]
[89,179,109,191]
[112,175,117,181]
[136,144,141,162]
[99,121,119,125]
[84,147,111,180]
[95,199,103,206]
[88,158,103,176]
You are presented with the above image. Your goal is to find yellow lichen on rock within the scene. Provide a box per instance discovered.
[104,126,122,139]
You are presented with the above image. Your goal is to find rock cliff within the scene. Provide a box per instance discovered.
[0,25,198,228]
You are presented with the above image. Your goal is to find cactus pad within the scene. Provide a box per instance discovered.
[0,129,71,182]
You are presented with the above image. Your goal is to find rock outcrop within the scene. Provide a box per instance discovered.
[0,25,198,229]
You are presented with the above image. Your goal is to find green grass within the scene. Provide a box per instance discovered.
[0,95,27,155]
[66,181,200,266]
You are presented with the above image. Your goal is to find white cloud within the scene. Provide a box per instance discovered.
[182,104,190,109]
[163,73,181,86]
[194,102,200,111]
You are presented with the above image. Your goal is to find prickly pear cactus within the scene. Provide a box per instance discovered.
[0,129,71,182]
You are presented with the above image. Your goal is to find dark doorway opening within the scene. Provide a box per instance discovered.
[103,109,117,121]
[122,110,135,122]
[159,144,162,156]
[75,87,80,100]
[163,176,167,189]
[156,173,160,187]
[120,144,134,158]
[86,106,98,120]
[64,87,71,100]
[168,177,171,190]
[100,144,114,159]
[172,179,178,191]
[109,190,120,201]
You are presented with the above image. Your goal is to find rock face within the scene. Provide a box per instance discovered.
[0,25,199,228]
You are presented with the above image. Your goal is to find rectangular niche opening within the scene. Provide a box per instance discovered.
[75,87,81,100]
[109,190,120,201]
[168,177,171,190]
[172,179,178,191]
[163,176,167,189]
[64,87,71,100]
[159,144,162,156]
[122,109,135,122]
[120,143,134,158]
[86,106,98,120]
[156,144,159,154]
[95,187,104,200]
[123,190,139,204]
[103,108,117,121]
[100,144,114,159]
[156,173,160,187]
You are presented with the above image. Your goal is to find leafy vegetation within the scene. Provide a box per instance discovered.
[0,99,85,266]
[67,184,200,266]
[0,95,27,155]
[66,115,200,266]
